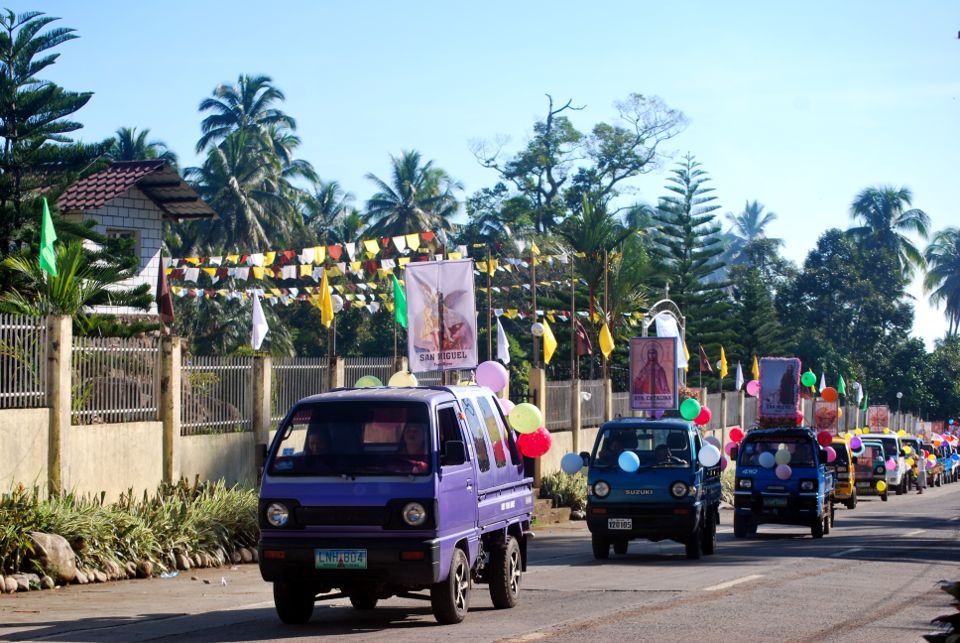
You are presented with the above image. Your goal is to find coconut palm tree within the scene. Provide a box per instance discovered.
[107,127,178,165]
[723,200,783,266]
[847,185,930,279]
[924,227,960,336]
[196,74,296,153]
[363,150,462,239]
[302,180,354,242]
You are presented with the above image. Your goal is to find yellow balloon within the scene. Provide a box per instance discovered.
[854,428,863,435]
[883,427,890,434]
[897,429,906,437]
[388,371,418,387]
[906,457,914,466]
[837,408,843,418]
[903,446,912,455]
[876,480,887,493]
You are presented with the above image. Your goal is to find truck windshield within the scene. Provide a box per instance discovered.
[738,436,816,467]
[869,437,898,458]
[267,401,432,477]
[594,426,690,468]
[828,446,849,467]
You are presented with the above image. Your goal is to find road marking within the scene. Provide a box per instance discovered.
[950,517,959,521]
[703,574,764,592]
[829,547,864,557]
[904,529,926,536]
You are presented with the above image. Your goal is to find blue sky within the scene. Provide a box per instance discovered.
[13,0,959,346]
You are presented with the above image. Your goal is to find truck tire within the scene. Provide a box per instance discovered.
[811,517,824,539]
[881,491,888,502]
[895,480,903,495]
[845,492,857,510]
[431,547,471,624]
[823,513,830,535]
[613,540,628,555]
[733,514,750,538]
[685,524,703,560]
[702,507,717,555]
[273,582,315,624]
[488,536,522,609]
[591,534,610,560]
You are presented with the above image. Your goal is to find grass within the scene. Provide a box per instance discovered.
[0,479,257,577]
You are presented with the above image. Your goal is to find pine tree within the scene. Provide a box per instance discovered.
[651,154,731,381]
[728,266,790,361]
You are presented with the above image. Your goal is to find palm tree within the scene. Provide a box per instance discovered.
[196,74,296,153]
[302,180,354,242]
[107,127,178,165]
[848,185,930,279]
[0,240,149,332]
[363,150,462,238]
[723,200,783,265]
[924,227,960,336]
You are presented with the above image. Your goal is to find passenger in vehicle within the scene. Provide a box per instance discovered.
[398,423,429,473]
[303,427,331,455]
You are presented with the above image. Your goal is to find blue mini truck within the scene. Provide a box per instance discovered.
[584,418,722,560]
[732,427,835,539]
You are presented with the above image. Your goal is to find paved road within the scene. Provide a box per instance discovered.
[2,484,959,643]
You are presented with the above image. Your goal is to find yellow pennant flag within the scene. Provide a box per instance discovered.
[752,355,760,381]
[599,322,615,358]
[542,319,557,365]
[319,270,334,328]
[720,346,728,379]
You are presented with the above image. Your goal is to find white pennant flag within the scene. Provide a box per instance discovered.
[819,372,826,393]
[856,383,864,405]
[735,362,744,391]
[496,316,510,364]
[251,292,269,350]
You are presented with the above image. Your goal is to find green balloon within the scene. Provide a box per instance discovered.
[355,375,383,388]
[800,371,816,387]
[508,403,543,434]
[679,398,701,421]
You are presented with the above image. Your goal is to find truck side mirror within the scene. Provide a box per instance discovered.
[819,448,829,464]
[579,451,591,466]
[852,456,859,464]
[442,440,468,466]
[729,446,738,461]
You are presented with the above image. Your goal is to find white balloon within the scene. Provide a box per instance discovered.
[758,451,776,469]
[698,444,721,468]
[331,294,344,313]
[530,322,545,337]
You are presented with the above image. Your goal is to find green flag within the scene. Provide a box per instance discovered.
[39,197,57,277]
[862,392,868,412]
[392,275,407,329]
[837,375,846,397]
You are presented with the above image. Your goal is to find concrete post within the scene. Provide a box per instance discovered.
[160,336,182,484]
[570,379,582,454]
[720,392,728,446]
[46,315,71,496]
[739,390,746,429]
[333,357,346,388]
[253,355,272,475]
[603,378,613,421]
[528,367,547,486]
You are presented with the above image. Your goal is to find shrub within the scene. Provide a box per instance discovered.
[721,467,735,505]
[539,471,587,511]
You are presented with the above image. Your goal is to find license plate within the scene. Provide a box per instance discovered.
[608,518,632,530]
[856,481,870,488]
[315,549,367,569]
[763,497,787,507]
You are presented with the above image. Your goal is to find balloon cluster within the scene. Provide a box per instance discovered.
[679,398,713,426]
[474,360,553,460]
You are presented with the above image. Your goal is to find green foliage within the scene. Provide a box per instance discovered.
[0,480,258,576]
[924,227,960,337]
[721,467,735,505]
[539,470,587,511]
[728,266,790,362]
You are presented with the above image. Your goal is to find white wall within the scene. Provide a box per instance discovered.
[63,421,163,501]
[180,432,257,488]
[0,408,49,491]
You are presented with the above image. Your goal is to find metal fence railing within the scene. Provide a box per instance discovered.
[546,379,606,431]
[271,357,329,423]
[612,392,631,419]
[71,336,159,425]
[181,356,253,435]
[343,357,394,387]
[416,370,475,387]
[0,314,47,409]
[581,379,606,427]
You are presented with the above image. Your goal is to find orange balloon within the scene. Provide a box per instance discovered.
[821,387,838,402]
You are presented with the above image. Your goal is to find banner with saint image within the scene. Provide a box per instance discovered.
[759,357,802,418]
[814,399,839,434]
[405,259,478,373]
[629,337,678,411]
[867,405,890,431]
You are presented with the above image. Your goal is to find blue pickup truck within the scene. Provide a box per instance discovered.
[732,427,835,539]
[584,418,722,560]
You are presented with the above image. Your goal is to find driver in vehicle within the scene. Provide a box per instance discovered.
[398,423,429,473]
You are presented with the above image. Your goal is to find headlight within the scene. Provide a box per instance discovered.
[670,481,689,498]
[265,502,289,527]
[593,480,611,498]
[875,465,886,475]
[800,480,816,491]
[401,502,427,527]
[737,478,753,490]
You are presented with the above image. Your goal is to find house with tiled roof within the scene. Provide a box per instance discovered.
[57,160,216,316]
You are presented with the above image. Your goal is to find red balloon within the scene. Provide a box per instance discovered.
[796,410,804,426]
[694,406,712,426]
[817,431,833,447]
[517,426,552,458]
[729,427,744,443]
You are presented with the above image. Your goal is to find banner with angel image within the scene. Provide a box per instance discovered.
[405,259,478,373]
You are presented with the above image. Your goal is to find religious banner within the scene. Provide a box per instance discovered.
[405,259,478,373]
[629,337,678,411]
[814,399,840,434]
[759,357,802,419]
[867,405,890,431]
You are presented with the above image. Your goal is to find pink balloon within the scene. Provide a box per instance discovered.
[826,446,837,463]
[498,398,516,416]
[746,380,760,397]
[517,426,552,458]
[720,457,729,471]
[476,361,509,393]
[695,406,712,426]
[724,441,737,456]
[729,427,744,443]
[775,463,792,480]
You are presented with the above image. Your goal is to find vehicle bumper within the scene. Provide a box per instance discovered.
[854,479,884,495]
[586,501,701,539]
[258,536,441,587]
[833,481,854,500]
[733,492,821,525]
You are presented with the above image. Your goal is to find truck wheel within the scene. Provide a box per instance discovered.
[348,590,379,610]
[613,540,628,555]
[881,491,888,502]
[823,513,830,535]
[488,536,522,609]
[733,514,749,538]
[845,492,857,510]
[811,518,824,539]
[685,524,703,560]
[702,508,717,555]
[273,582,315,624]
[830,504,836,526]
[591,534,610,560]
[431,548,471,624]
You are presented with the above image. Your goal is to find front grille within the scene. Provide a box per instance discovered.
[296,506,387,526]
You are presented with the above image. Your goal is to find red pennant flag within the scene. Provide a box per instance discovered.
[156,263,175,326]
[574,319,593,357]
[698,344,713,374]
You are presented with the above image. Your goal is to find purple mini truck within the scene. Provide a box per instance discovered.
[258,385,535,625]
